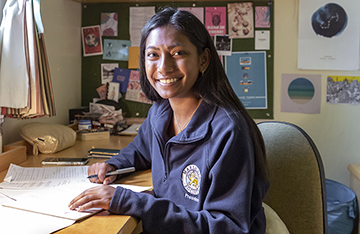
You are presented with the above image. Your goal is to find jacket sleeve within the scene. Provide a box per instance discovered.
[105,115,152,170]
[108,126,267,234]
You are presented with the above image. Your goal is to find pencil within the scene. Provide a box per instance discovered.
[87,167,135,179]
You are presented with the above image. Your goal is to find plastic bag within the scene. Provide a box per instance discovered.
[326,179,359,234]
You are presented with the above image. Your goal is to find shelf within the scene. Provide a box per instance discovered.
[73,0,234,3]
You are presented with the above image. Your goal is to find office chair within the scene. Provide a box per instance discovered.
[257,121,328,234]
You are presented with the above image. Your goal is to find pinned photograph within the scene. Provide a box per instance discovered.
[255,6,270,28]
[96,84,107,99]
[228,3,254,39]
[214,35,232,56]
[125,70,153,104]
[101,13,118,36]
[103,39,131,61]
[107,82,120,101]
[101,63,118,84]
[81,25,103,56]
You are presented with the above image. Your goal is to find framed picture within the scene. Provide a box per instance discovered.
[81,25,103,56]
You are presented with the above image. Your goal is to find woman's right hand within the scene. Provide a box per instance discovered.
[88,162,117,185]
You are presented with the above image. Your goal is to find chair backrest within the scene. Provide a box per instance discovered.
[257,121,328,234]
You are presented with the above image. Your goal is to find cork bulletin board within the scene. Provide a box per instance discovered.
[81,0,274,119]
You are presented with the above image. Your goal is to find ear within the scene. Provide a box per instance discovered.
[199,48,211,73]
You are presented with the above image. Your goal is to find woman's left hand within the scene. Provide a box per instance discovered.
[68,185,116,212]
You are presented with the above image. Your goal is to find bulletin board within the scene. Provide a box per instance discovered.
[81,0,274,119]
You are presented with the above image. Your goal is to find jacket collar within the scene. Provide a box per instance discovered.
[151,99,217,143]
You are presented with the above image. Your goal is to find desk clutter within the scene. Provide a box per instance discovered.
[70,100,141,140]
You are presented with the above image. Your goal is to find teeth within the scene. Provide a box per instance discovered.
[159,78,178,84]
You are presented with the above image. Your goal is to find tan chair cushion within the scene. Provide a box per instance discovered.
[263,202,290,234]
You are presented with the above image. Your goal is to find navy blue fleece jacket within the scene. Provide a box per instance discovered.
[106,99,268,233]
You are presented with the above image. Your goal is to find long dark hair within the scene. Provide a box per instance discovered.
[139,7,268,181]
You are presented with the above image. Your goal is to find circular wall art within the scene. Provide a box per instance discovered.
[311,3,348,38]
[288,78,315,104]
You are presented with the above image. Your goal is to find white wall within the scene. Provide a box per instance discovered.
[2,0,82,145]
[273,0,360,186]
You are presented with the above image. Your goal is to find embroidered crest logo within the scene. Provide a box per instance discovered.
[182,164,201,195]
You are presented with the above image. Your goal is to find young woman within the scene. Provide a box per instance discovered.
[69,7,268,234]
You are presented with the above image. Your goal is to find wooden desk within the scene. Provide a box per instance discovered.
[0,136,152,234]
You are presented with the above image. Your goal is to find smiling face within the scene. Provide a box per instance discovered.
[145,25,208,100]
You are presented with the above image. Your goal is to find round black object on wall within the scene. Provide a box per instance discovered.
[311,3,348,38]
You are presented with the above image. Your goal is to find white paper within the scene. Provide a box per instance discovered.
[0,205,74,234]
[3,164,89,188]
[129,7,155,46]
[2,164,151,191]
[0,164,152,233]
[0,182,78,233]
[1,181,151,221]
[255,30,270,50]
[3,183,102,220]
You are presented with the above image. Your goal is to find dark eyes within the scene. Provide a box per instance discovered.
[146,50,187,59]
[173,50,187,56]
[146,52,157,58]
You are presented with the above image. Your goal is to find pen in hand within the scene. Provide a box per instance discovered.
[87,167,136,179]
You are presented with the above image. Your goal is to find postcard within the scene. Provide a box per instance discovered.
[107,82,120,101]
[255,6,270,28]
[81,25,103,56]
[128,47,140,69]
[214,35,232,56]
[205,7,226,36]
[101,63,118,84]
[112,68,131,93]
[178,7,204,23]
[96,84,107,99]
[327,75,360,104]
[125,70,153,104]
[228,3,254,39]
[101,12,118,36]
[103,39,131,61]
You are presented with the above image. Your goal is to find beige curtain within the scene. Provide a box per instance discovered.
[0,0,55,119]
